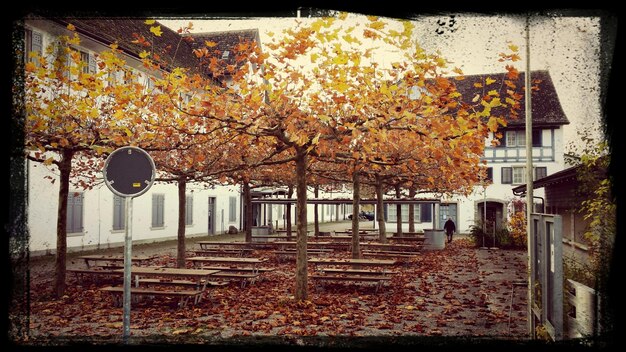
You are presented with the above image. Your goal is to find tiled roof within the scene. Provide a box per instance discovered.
[189,29,260,72]
[454,70,570,127]
[49,17,200,73]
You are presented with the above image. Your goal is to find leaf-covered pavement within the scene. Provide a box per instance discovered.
[16,239,528,345]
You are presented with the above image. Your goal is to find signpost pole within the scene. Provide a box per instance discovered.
[123,196,132,343]
[103,146,155,344]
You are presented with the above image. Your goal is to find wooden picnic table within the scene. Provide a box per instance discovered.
[186,256,270,287]
[360,242,419,250]
[101,266,223,308]
[117,266,221,290]
[391,232,424,237]
[308,258,397,267]
[78,254,157,269]
[308,257,397,292]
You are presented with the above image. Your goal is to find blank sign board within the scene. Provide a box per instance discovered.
[103,146,155,198]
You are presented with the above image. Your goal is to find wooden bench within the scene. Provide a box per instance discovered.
[67,268,122,284]
[361,250,419,260]
[275,249,333,261]
[311,273,392,293]
[137,278,229,290]
[194,248,253,257]
[209,272,260,288]
[100,286,204,308]
[197,266,275,273]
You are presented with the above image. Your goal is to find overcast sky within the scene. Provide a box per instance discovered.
[161,12,604,154]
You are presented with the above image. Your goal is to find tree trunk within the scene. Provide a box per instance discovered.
[286,185,293,240]
[294,150,308,301]
[314,185,319,237]
[243,182,253,242]
[408,186,416,233]
[54,149,74,298]
[351,170,361,258]
[176,178,186,268]
[375,175,387,243]
[395,184,403,237]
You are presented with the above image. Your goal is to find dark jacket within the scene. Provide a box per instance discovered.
[444,219,456,233]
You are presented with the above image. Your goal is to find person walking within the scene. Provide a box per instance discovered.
[444,217,456,244]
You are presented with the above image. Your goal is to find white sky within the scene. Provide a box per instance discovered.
[161,12,604,154]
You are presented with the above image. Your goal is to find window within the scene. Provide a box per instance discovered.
[67,192,84,233]
[222,50,230,59]
[535,167,547,180]
[185,194,193,225]
[484,167,493,182]
[420,203,432,222]
[24,29,43,64]
[386,204,431,223]
[152,194,165,228]
[112,195,125,231]
[501,167,512,184]
[505,130,526,147]
[80,50,90,73]
[532,129,542,147]
[228,196,237,222]
[512,166,525,184]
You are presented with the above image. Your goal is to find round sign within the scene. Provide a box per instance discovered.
[103,146,156,197]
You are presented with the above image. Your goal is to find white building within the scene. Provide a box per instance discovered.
[23,18,254,255]
[384,71,570,233]
[23,18,570,256]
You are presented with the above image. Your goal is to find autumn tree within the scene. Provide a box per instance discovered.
[23,26,163,297]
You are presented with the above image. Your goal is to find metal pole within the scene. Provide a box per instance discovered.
[123,196,133,342]
[483,188,487,248]
[525,14,535,339]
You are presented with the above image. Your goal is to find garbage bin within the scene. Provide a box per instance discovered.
[423,229,446,250]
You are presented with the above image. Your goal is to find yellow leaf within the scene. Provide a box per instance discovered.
[139,50,150,59]
[110,43,119,50]
[487,89,498,96]
[310,53,319,63]
[473,82,483,88]
[405,305,415,310]
[145,19,156,25]
[204,41,217,47]
[508,44,519,52]
[150,25,163,37]
[485,77,496,85]
[25,62,36,72]
[335,82,349,93]
[66,23,76,31]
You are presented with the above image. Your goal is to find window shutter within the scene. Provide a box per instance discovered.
[32,31,43,54]
[420,203,432,223]
[535,167,547,180]
[158,195,164,227]
[66,193,75,232]
[532,129,542,147]
[88,53,97,73]
[501,167,512,184]
[113,195,125,230]
[152,194,158,227]
[75,193,83,232]
[186,195,193,225]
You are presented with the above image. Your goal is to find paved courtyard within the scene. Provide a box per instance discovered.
[14,221,529,346]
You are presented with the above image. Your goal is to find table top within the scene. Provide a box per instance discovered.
[78,254,156,262]
[308,258,396,266]
[197,241,252,246]
[117,266,221,277]
[187,256,268,264]
[360,243,416,249]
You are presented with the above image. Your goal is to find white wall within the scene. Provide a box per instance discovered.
[27,158,241,255]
